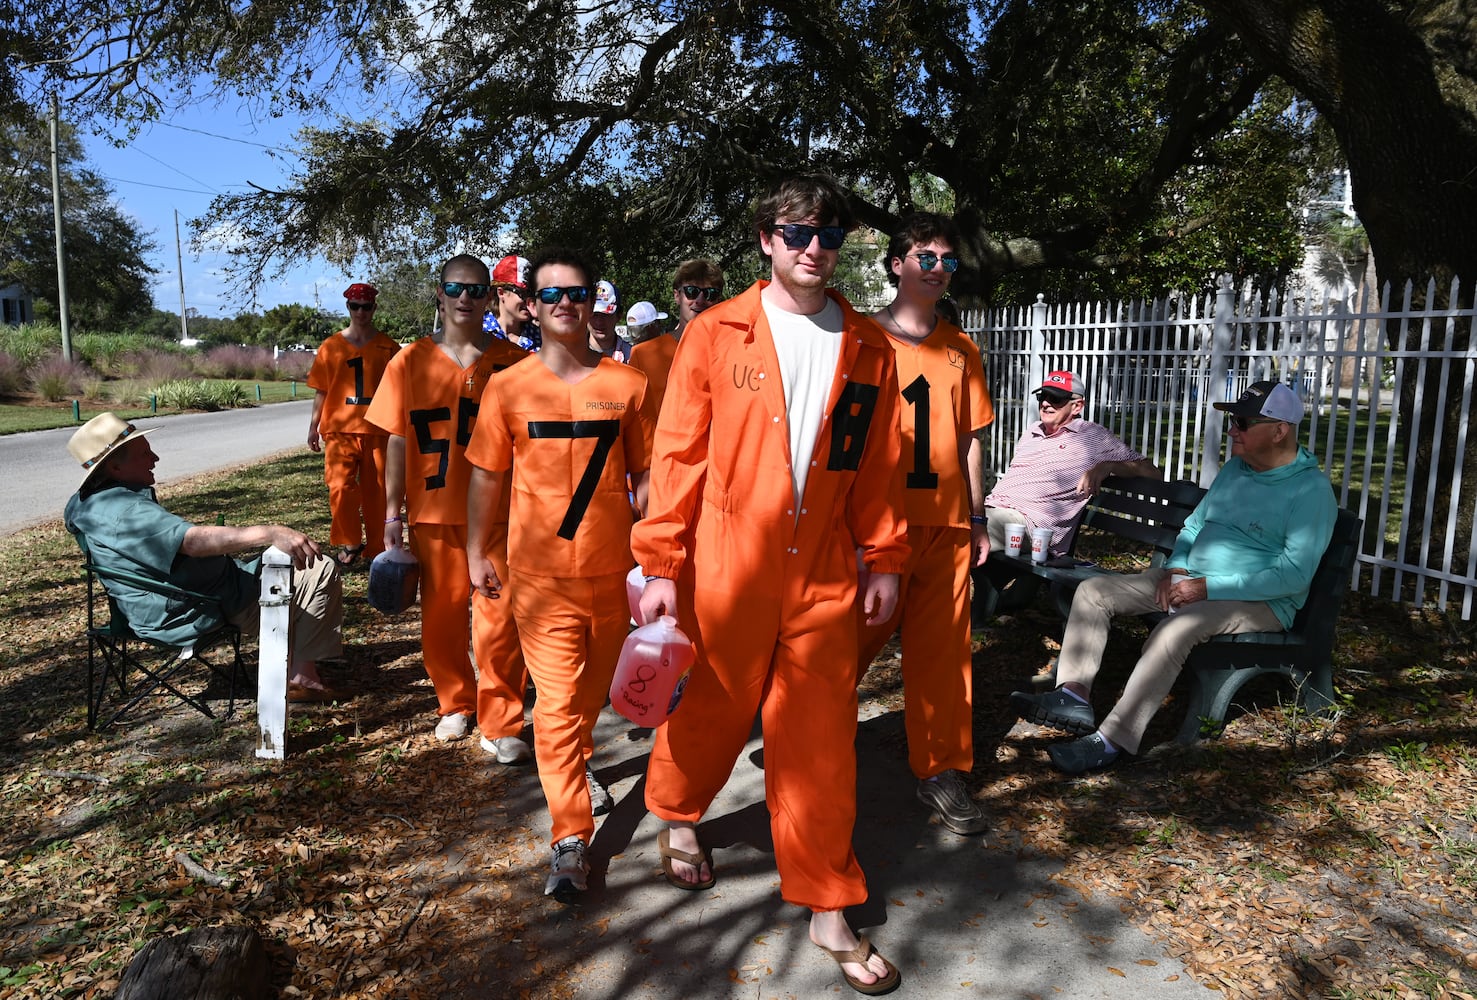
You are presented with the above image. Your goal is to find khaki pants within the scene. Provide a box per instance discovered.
[1055,568,1282,753]
[228,555,343,665]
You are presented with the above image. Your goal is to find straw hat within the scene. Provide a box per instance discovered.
[67,412,155,489]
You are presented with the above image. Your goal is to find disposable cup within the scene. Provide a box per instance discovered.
[1030,526,1053,564]
[1004,523,1027,559]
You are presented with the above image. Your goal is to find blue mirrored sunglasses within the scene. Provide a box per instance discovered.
[909,252,961,273]
[535,285,593,305]
[441,281,490,299]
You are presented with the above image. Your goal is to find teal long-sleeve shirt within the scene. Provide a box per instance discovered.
[1168,447,1337,629]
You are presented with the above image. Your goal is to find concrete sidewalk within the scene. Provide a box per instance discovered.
[499,702,1209,999]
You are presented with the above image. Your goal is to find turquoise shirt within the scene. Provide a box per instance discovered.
[64,482,258,646]
[1168,447,1337,629]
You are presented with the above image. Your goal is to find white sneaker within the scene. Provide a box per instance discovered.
[586,765,614,816]
[480,734,533,764]
[433,713,474,742]
[545,836,588,897]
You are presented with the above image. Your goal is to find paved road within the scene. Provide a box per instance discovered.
[1,402,314,535]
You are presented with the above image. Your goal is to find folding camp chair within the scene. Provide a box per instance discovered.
[76,532,249,730]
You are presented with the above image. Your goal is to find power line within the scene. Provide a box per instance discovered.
[102,175,219,195]
[153,120,295,154]
[132,146,221,195]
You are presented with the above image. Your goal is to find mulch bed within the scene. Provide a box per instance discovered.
[1,461,1475,997]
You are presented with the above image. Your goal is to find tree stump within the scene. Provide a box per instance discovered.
[114,925,269,1000]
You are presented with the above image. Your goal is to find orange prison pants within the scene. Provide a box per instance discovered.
[476,522,528,741]
[647,577,867,912]
[857,524,975,780]
[322,432,388,558]
[511,569,629,846]
[408,523,511,720]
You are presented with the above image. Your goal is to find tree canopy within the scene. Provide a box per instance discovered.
[0,112,157,329]
[7,0,1347,306]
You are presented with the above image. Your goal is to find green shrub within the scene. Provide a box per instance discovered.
[0,351,22,397]
[151,378,248,411]
[0,324,63,371]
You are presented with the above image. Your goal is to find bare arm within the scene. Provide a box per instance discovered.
[466,465,504,598]
[1078,457,1162,495]
[963,432,990,566]
[383,434,408,551]
[181,524,322,569]
[307,390,327,451]
[631,468,651,519]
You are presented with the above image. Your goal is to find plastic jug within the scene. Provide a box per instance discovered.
[625,565,646,624]
[610,615,695,727]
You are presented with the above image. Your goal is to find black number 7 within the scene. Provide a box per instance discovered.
[527,419,621,539]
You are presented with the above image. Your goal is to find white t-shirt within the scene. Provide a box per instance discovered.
[763,297,844,504]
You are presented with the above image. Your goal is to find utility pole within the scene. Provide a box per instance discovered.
[175,210,189,342]
[49,95,72,362]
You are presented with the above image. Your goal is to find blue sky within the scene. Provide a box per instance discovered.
[82,104,348,317]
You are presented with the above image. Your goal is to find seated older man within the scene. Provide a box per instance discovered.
[1009,381,1336,773]
[63,412,346,703]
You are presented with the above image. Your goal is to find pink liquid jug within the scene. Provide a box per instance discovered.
[610,615,695,727]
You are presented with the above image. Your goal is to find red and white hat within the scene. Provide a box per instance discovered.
[1038,370,1083,397]
[343,282,378,302]
[492,255,529,290]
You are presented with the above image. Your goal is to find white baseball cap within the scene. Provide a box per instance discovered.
[626,301,668,328]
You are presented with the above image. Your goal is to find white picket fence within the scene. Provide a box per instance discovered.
[962,274,1477,619]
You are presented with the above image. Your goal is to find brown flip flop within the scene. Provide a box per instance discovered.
[817,934,901,996]
[657,827,715,891]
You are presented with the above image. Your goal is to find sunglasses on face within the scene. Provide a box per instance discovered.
[1035,391,1078,409]
[535,285,593,305]
[346,301,375,311]
[441,281,491,299]
[771,223,847,251]
[908,252,961,273]
[1230,415,1281,431]
[680,285,723,302]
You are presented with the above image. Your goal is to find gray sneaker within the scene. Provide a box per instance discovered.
[480,734,533,765]
[545,835,588,899]
[916,770,989,835]
[1009,688,1095,735]
[586,765,614,816]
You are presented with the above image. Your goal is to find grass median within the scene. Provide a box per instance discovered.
[0,451,1474,998]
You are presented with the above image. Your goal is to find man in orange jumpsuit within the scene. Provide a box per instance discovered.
[857,212,994,836]
[366,255,530,753]
[466,248,652,899]
[306,282,401,565]
[635,174,907,995]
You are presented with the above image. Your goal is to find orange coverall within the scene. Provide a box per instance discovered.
[627,333,678,419]
[632,282,908,911]
[467,356,653,846]
[856,321,994,780]
[366,337,528,728]
[307,329,401,558]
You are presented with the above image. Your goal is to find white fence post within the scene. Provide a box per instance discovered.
[1028,293,1048,423]
[255,546,292,761]
[1202,274,1237,484]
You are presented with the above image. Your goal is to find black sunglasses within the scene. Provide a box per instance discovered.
[1034,390,1078,408]
[441,281,490,299]
[535,285,593,305]
[346,301,375,311]
[908,252,961,273]
[1230,415,1281,431]
[771,223,847,251]
[680,285,723,302]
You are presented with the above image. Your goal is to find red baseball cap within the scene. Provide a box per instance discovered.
[1038,370,1083,397]
[344,282,378,302]
[492,255,529,290]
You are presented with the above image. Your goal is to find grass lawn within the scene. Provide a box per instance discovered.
[0,381,307,435]
[0,452,1474,997]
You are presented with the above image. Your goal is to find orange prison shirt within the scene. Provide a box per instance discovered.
[307,329,402,433]
[628,334,679,420]
[366,336,528,524]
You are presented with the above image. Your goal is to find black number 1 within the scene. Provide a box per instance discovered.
[344,357,367,404]
[527,419,621,539]
[902,374,939,489]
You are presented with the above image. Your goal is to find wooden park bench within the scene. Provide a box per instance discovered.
[971,475,1363,743]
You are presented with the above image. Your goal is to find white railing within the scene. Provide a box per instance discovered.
[964,275,1477,619]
